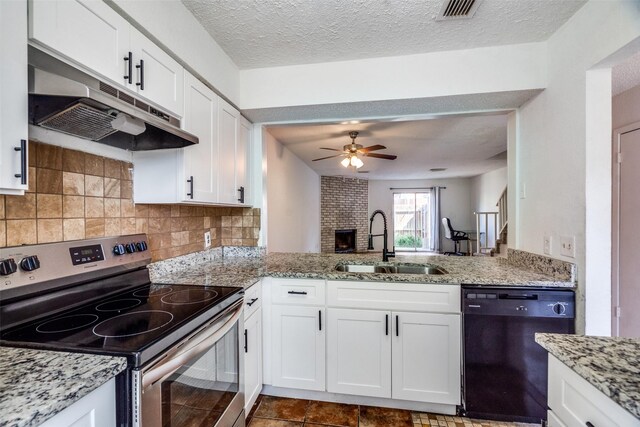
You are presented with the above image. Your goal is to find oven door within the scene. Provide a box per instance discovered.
[132,300,244,427]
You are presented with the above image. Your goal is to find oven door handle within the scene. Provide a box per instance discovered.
[141,301,242,388]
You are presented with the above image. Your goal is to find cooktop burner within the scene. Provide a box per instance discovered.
[93,310,174,338]
[161,289,219,305]
[0,283,242,364]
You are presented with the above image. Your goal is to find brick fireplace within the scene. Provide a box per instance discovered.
[320,176,369,253]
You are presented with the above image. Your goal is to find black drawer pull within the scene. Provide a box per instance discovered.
[244,329,248,353]
[586,423,595,427]
[14,139,27,185]
[287,290,307,295]
[395,315,399,337]
[319,310,322,331]
[247,298,258,307]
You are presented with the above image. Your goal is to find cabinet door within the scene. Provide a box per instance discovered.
[236,116,251,204]
[271,305,325,391]
[327,308,391,398]
[131,28,184,117]
[182,72,218,202]
[244,307,263,413]
[218,99,239,204]
[0,0,28,193]
[39,378,116,427]
[29,0,130,87]
[392,312,461,404]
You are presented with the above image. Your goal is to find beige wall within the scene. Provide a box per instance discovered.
[0,141,260,261]
[613,84,640,130]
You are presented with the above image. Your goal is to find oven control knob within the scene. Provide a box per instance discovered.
[552,303,566,315]
[136,241,147,252]
[20,255,40,272]
[0,258,18,276]
[113,244,126,256]
[125,243,137,253]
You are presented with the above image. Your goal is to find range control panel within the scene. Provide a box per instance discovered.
[0,234,151,300]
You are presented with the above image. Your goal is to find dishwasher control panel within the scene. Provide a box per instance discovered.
[462,286,575,318]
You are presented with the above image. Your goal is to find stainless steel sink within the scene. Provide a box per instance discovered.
[335,264,447,275]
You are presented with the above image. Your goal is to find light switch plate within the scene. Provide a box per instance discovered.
[560,236,575,258]
[543,236,552,255]
[204,231,211,248]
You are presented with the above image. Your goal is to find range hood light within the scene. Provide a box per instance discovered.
[111,113,146,135]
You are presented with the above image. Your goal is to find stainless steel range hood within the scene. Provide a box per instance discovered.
[28,50,198,150]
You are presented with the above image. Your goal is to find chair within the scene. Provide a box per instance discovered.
[442,217,469,256]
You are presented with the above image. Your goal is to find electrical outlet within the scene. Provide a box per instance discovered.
[204,231,211,248]
[560,236,575,258]
[543,236,552,255]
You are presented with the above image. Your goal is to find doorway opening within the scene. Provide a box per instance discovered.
[393,192,431,252]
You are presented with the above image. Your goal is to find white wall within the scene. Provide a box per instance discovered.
[109,0,240,105]
[239,43,546,110]
[265,130,321,253]
[516,0,640,335]
[368,178,474,254]
[470,167,508,213]
[613,84,640,130]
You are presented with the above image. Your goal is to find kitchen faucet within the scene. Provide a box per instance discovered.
[368,210,395,262]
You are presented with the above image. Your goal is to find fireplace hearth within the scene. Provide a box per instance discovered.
[335,229,357,253]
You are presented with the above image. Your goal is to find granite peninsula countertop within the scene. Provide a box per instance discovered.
[150,252,575,288]
[0,347,127,427]
[536,333,640,419]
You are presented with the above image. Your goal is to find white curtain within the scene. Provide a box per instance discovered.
[429,187,442,252]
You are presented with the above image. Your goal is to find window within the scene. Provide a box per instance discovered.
[393,192,431,252]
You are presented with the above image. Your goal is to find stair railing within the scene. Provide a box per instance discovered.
[497,187,508,235]
[474,211,498,255]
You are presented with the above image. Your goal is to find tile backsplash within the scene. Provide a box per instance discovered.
[0,141,260,261]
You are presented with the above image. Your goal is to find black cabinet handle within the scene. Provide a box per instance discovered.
[385,314,389,336]
[319,310,322,331]
[238,186,245,203]
[244,329,248,353]
[585,423,595,427]
[124,51,132,84]
[287,290,307,295]
[14,139,27,185]
[186,176,193,199]
[136,59,144,90]
[247,298,258,307]
[395,315,399,337]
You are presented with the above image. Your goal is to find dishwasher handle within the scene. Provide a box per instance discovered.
[499,293,538,300]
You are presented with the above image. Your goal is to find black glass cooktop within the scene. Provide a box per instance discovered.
[0,283,241,365]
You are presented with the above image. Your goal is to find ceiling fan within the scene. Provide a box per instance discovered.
[312,131,397,169]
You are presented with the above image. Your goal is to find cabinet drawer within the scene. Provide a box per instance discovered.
[327,281,460,313]
[547,410,567,427]
[244,280,262,319]
[271,278,325,305]
[548,355,640,427]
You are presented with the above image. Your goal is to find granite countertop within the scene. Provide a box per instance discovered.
[536,333,640,419]
[150,252,575,288]
[0,347,127,427]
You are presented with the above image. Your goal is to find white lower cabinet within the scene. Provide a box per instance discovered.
[244,306,262,413]
[39,378,116,427]
[547,355,640,427]
[392,311,460,404]
[271,305,325,391]
[327,308,391,398]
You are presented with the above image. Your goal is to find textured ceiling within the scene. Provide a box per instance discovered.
[182,0,586,69]
[613,50,640,96]
[266,114,508,180]
[243,89,541,123]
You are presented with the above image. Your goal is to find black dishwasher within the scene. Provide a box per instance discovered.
[461,286,574,423]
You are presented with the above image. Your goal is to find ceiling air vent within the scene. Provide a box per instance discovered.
[436,0,482,21]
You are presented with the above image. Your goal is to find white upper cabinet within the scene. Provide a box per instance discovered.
[29,0,183,117]
[237,116,251,204]
[218,98,240,204]
[29,0,131,88]
[1,0,29,194]
[130,28,184,117]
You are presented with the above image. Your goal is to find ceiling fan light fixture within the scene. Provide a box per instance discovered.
[353,156,364,168]
[341,157,351,168]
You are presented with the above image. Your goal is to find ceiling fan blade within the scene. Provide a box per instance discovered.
[312,154,344,161]
[364,153,397,160]
[358,144,387,153]
[320,147,345,152]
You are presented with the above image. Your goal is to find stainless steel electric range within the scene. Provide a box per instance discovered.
[0,234,245,427]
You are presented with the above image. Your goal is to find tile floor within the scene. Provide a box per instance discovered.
[247,395,540,427]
